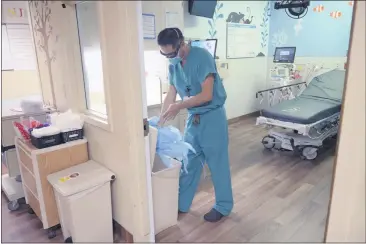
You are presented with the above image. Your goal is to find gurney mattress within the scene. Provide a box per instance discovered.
[261,97,341,124]
[261,69,345,125]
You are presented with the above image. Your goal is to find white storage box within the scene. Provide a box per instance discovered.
[47,160,115,242]
[149,126,182,234]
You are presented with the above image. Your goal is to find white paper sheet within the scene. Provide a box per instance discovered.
[165,11,180,28]
[226,23,259,59]
[142,13,156,39]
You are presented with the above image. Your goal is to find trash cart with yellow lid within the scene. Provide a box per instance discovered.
[47,160,115,243]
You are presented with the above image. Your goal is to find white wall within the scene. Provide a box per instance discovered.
[142,1,184,52]
[184,1,270,119]
[223,59,268,119]
[28,1,72,110]
[1,70,41,100]
[142,1,184,110]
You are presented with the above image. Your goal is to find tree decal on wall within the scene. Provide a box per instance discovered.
[208,2,224,39]
[259,1,271,56]
[29,0,57,107]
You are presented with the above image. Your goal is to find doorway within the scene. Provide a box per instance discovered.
[140,0,358,243]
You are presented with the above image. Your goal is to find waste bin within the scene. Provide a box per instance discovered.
[149,126,182,234]
[47,160,115,243]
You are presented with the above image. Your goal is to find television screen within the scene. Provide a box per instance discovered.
[191,39,217,58]
[188,0,217,19]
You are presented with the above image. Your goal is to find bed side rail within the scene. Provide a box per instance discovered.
[256,82,307,109]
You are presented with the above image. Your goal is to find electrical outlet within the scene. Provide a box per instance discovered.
[220,63,228,69]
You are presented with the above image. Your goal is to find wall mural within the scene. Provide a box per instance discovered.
[6,7,27,18]
[226,12,244,23]
[293,19,304,36]
[28,0,57,107]
[271,29,288,47]
[208,1,224,39]
[268,0,354,57]
[226,7,255,24]
[259,1,271,56]
[184,1,271,58]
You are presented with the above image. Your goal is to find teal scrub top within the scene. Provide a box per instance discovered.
[168,46,227,115]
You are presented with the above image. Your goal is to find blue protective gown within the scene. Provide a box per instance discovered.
[168,46,234,216]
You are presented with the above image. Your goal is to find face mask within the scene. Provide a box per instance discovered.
[169,56,182,65]
[168,41,182,65]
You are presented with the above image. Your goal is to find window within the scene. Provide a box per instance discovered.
[2,25,13,71]
[144,51,166,106]
[143,50,180,106]
[1,24,36,71]
[76,2,107,118]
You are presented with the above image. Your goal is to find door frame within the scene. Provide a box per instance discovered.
[136,0,156,242]
[324,0,365,242]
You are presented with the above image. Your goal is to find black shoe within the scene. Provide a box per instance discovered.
[203,208,224,222]
[178,210,187,214]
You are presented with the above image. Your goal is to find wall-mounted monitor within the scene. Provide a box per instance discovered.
[273,47,296,63]
[188,0,217,19]
[190,39,217,58]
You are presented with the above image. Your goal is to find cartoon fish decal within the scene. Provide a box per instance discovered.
[313,5,324,12]
[330,11,342,19]
[348,1,354,6]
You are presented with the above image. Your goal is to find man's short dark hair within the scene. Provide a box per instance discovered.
[157,28,184,47]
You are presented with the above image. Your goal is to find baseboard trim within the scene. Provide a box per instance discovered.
[228,111,260,125]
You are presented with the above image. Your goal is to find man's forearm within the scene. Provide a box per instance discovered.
[161,92,176,114]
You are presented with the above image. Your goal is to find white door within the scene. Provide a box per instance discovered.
[136,0,156,242]
[49,1,155,242]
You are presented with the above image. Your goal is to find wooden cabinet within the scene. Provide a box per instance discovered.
[15,138,89,232]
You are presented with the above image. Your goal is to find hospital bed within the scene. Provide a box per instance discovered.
[256,69,345,160]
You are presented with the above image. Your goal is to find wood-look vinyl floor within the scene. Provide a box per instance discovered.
[1,116,335,243]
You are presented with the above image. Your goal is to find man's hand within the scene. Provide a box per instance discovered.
[159,103,182,126]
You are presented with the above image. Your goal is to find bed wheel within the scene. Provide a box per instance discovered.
[262,136,276,149]
[8,201,20,211]
[301,147,318,160]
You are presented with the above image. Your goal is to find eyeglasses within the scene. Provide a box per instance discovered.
[160,42,181,58]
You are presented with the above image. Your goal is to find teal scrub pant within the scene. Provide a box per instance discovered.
[178,107,234,216]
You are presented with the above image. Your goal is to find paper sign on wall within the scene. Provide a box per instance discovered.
[2,1,29,24]
[142,13,156,39]
[226,23,259,59]
[165,11,180,28]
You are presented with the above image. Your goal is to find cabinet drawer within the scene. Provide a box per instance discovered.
[20,164,37,197]
[18,147,33,174]
[25,186,41,219]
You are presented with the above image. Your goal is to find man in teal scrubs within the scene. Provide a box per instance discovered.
[157,28,233,222]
